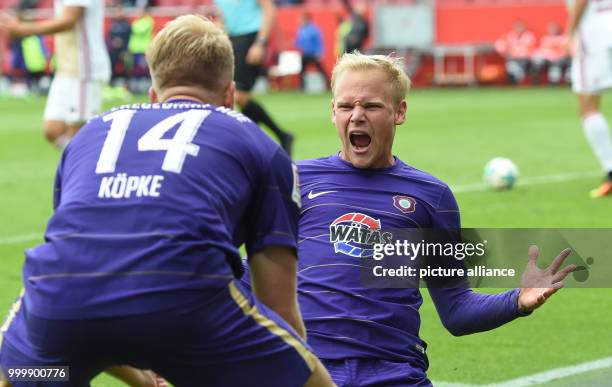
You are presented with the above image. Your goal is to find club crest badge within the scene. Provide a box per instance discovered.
[393,195,416,214]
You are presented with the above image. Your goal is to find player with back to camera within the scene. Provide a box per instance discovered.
[0,0,110,149]
[0,15,333,387]
[295,52,577,386]
[566,0,612,197]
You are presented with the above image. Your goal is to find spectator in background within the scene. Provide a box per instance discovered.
[8,11,48,95]
[334,14,351,57]
[295,13,329,90]
[20,33,47,94]
[8,29,28,91]
[340,0,369,54]
[494,20,536,85]
[108,3,131,88]
[531,22,570,85]
[128,5,154,93]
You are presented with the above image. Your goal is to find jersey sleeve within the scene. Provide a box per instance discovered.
[428,287,529,336]
[244,148,301,256]
[427,185,530,336]
[431,185,461,230]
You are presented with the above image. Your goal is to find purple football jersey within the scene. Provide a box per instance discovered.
[23,100,301,319]
[297,155,525,368]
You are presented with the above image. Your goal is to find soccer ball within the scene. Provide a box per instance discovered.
[483,157,519,189]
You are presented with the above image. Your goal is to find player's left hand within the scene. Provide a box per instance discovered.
[246,42,266,65]
[518,245,576,313]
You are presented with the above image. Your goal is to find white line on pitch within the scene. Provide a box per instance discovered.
[432,355,612,386]
[487,355,612,386]
[0,233,41,245]
[452,170,602,193]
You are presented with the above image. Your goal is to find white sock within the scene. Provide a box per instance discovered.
[582,113,612,173]
[53,134,72,150]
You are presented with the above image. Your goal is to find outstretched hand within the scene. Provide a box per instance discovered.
[518,245,577,313]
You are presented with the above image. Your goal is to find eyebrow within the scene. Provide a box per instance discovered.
[336,100,384,106]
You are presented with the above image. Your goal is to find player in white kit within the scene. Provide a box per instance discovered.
[0,0,110,149]
[567,0,612,197]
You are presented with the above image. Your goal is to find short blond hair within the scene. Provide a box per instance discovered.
[146,15,234,92]
[331,52,411,105]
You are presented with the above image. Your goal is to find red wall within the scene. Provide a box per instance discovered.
[436,3,568,44]
[273,2,567,80]
[1,2,569,84]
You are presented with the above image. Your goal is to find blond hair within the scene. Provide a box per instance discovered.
[331,52,411,105]
[146,15,234,92]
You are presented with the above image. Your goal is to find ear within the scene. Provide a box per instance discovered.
[395,100,407,125]
[149,86,158,103]
[223,81,236,109]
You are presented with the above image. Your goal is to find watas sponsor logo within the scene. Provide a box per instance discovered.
[329,212,393,257]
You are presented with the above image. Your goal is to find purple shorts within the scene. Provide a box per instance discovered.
[0,282,316,387]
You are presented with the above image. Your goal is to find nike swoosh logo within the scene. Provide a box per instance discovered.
[307,190,337,199]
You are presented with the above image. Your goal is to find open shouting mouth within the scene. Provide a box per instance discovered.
[349,131,372,153]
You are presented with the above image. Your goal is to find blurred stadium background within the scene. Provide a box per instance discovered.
[1,0,611,386]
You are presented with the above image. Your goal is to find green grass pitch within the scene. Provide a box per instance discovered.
[1,87,611,386]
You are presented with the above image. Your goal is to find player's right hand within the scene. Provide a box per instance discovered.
[517,245,576,313]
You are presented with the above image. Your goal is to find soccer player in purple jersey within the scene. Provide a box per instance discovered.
[296,52,577,386]
[0,15,333,387]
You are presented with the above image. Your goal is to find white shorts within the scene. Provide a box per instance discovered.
[43,76,105,124]
[571,48,612,94]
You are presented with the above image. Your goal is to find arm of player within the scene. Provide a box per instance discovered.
[429,245,576,336]
[428,287,528,337]
[0,6,83,38]
[246,0,276,65]
[249,246,306,339]
[564,0,588,55]
[517,245,576,313]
